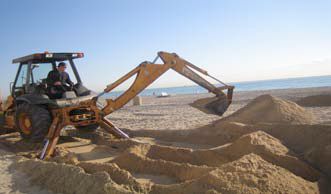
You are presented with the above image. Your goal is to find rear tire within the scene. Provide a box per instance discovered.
[76,124,99,133]
[0,112,4,126]
[0,112,5,132]
[15,103,51,142]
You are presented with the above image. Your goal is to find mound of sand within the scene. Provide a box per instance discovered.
[297,94,331,107]
[131,121,254,147]
[132,121,331,180]
[112,145,215,183]
[151,154,319,194]
[78,162,144,191]
[11,157,137,194]
[225,94,315,124]
[124,131,320,181]
[12,148,321,194]
[3,92,331,193]
[251,123,331,178]
[3,122,331,193]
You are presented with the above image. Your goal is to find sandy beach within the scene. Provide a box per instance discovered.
[2,0,331,193]
[1,86,331,193]
[109,86,331,130]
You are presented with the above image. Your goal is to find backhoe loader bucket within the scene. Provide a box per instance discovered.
[191,96,229,116]
[190,87,234,116]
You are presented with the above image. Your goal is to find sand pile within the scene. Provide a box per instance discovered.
[2,94,331,193]
[11,157,137,194]
[131,121,254,147]
[225,94,315,124]
[121,131,320,181]
[3,127,330,194]
[256,123,331,178]
[78,162,144,191]
[297,94,331,107]
[151,154,319,194]
[13,151,320,194]
[112,144,215,183]
[304,144,331,177]
[110,120,331,181]
[0,148,53,194]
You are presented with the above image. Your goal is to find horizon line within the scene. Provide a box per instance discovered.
[104,74,331,93]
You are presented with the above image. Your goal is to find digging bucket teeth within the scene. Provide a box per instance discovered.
[205,96,230,116]
[191,86,234,116]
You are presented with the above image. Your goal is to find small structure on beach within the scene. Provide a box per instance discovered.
[157,92,171,98]
[133,96,142,105]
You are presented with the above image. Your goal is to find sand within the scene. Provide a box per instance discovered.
[1,86,331,194]
[224,94,315,124]
[0,147,53,194]
[152,154,320,194]
[297,94,331,107]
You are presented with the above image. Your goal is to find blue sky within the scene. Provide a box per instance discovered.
[1,0,331,96]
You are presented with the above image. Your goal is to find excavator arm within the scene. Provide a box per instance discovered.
[97,51,234,116]
[40,51,234,159]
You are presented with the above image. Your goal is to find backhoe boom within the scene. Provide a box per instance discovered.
[98,51,234,116]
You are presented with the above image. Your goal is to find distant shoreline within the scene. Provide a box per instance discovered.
[105,75,331,97]
[228,74,331,84]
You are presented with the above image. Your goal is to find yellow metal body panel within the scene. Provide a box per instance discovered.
[0,96,16,130]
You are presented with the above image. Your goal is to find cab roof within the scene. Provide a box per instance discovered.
[12,52,84,64]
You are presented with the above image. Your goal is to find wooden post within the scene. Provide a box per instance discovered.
[133,96,142,106]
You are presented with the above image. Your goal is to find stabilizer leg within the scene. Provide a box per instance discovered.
[40,117,64,160]
[99,117,129,139]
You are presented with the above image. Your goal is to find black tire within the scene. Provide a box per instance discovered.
[0,112,5,131]
[15,103,51,142]
[76,124,99,133]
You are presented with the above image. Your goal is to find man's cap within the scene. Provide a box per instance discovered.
[58,62,67,67]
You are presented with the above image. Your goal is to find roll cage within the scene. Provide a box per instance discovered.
[11,52,84,98]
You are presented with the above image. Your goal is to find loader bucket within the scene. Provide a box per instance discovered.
[190,96,230,116]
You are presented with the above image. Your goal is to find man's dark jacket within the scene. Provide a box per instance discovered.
[46,70,74,87]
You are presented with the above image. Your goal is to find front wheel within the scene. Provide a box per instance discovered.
[15,103,51,142]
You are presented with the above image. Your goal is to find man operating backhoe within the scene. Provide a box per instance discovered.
[46,62,74,99]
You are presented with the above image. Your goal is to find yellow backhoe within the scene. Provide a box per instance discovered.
[0,51,234,159]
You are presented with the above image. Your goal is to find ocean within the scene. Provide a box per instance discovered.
[104,75,331,97]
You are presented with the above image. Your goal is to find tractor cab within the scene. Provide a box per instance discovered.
[0,52,99,142]
[12,52,93,107]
